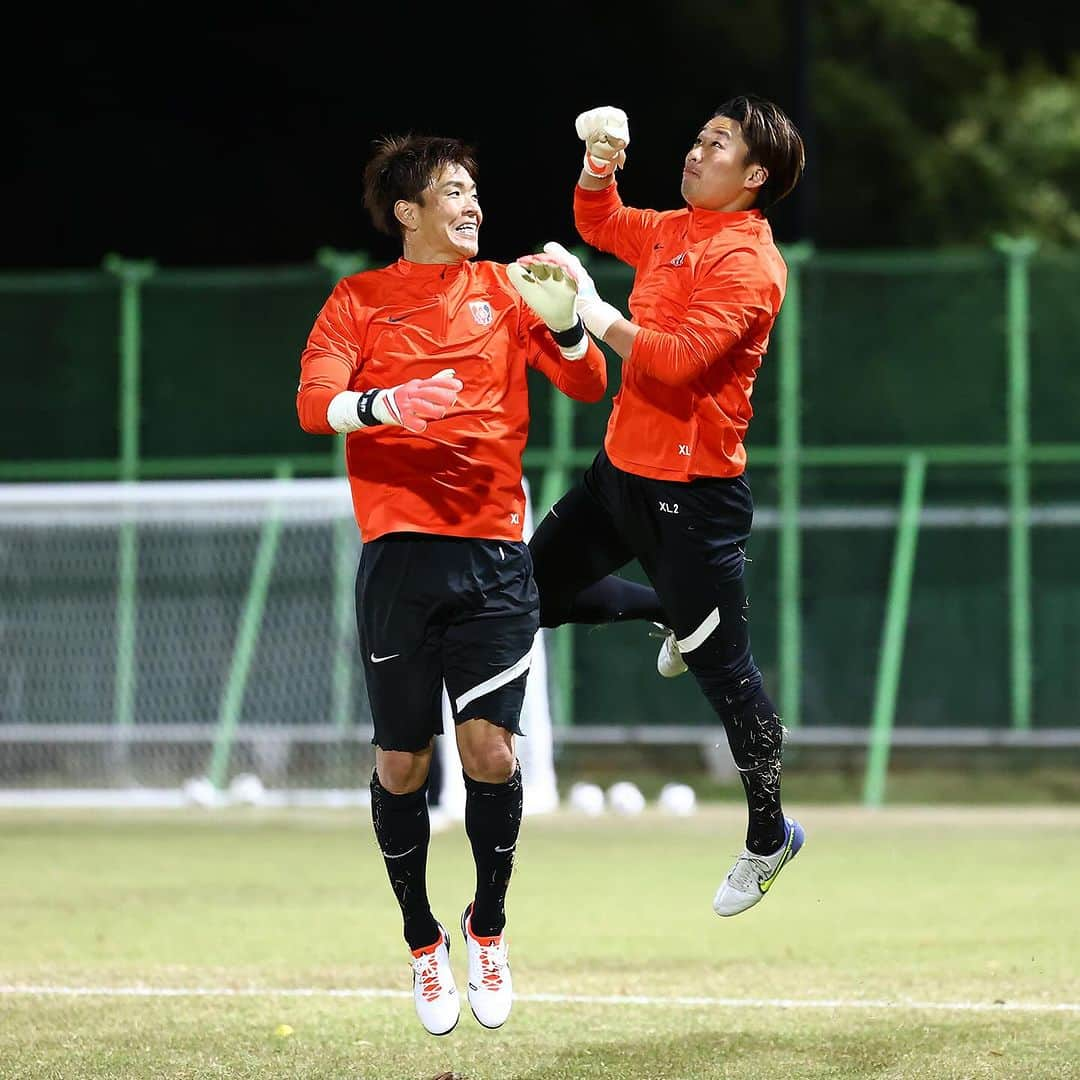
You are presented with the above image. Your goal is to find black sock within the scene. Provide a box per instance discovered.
[569,576,667,625]
[369,772,439,951]
[696,671,786,854]
[725,688,787,854]
[463,763,523,937]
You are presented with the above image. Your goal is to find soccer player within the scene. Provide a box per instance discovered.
[296,134,606,1036]
[522,96,808,917]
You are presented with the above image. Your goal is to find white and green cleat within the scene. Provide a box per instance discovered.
[713,817,805,916]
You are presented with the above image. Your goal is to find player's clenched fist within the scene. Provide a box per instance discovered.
[371,369,463,433]
[575,106,630,179]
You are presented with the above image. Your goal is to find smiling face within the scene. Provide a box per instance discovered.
[396,164,481,264]
[679,116,766,212]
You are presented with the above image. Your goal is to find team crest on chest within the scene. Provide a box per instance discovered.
[469,300,494,326]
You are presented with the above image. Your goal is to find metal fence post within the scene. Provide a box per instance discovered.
[775,242,812,728]
[863,453,927,807]
[208,462,293,791]
[994,235,1038,732]
[102,255,155,770]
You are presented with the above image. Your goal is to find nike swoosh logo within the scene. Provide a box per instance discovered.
[370,652,400,663]
[383,844,418,860]
[494,844,516,853]
[758,833,795,894]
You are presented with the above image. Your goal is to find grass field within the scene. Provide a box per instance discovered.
[3,803,1079,1079]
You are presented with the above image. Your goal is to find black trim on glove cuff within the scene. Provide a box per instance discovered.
[355,388,384,427]
[550,318,585,348]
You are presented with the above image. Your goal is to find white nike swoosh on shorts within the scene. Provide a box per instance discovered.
[370,652,401,663]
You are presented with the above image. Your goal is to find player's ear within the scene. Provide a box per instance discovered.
[746,165,767,192]
[394,199,418,232]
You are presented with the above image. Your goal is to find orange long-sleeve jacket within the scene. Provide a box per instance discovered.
[575,182,787,481]
[297,257,607,542]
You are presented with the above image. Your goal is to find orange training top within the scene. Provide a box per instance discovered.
[574,182,787,481]
[297,257,607,542]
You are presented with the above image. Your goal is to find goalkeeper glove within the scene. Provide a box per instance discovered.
[507,260,588,359]
[517,242,624,340]
[575,106,629,179]
[327,369,463,434]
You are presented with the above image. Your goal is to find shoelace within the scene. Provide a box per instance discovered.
[475,942,506,989]
[412,954,444,1002]
[726,851,775,893]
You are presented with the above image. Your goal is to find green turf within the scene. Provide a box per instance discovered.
[3,804,1079,1078]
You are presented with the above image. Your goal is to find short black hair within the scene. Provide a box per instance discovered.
[713,95,805,211]
[362,134,479,238]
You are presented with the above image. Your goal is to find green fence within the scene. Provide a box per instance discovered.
[4,243,1080,800]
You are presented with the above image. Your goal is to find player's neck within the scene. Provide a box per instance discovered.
[401,240,470,266]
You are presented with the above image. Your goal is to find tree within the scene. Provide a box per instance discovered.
[811,0,1080,247]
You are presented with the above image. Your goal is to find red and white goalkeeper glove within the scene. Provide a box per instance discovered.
[327,369,462,434]
[575,106,630,179]
[516,242,624,340]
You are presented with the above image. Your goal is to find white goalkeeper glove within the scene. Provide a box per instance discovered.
[507,260,589,359]
[517,242,624,340]
[575,106,630,179]
[327,368,462,434]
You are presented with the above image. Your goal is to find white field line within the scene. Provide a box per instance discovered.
[1,985,1078,1013]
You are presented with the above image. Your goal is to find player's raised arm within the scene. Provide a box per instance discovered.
[522,243,770,386]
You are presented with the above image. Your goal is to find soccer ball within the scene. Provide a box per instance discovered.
[228,773,266,806]
[182,776,218,808]
[567,781,606,816]
[606,780,646,816]
[658,782,697,816]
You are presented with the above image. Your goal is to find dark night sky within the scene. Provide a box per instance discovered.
[8,1,1079,271]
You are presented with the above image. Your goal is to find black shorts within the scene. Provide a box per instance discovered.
[533,447,754,662]
[355,533,540,753]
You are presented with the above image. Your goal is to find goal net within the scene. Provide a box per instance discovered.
[0,476,558,810]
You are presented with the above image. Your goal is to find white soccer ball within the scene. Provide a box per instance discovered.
[606,780,646,816]
[182,776,218,808]
[567,781,606,816]
[658,782,697,816]
[228,773,266,806]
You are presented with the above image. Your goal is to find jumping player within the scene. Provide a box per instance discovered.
[297,134,606,1034]
[524,96,808,918]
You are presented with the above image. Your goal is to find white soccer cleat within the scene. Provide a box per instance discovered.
[461,904,513,1029]
[409,924,459,1036]
[651,623,688,678]
[713,817,805,917]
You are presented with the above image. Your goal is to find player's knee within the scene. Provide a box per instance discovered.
[458,732,516,784]
[693,657,763,708]
[375,754,431,795]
